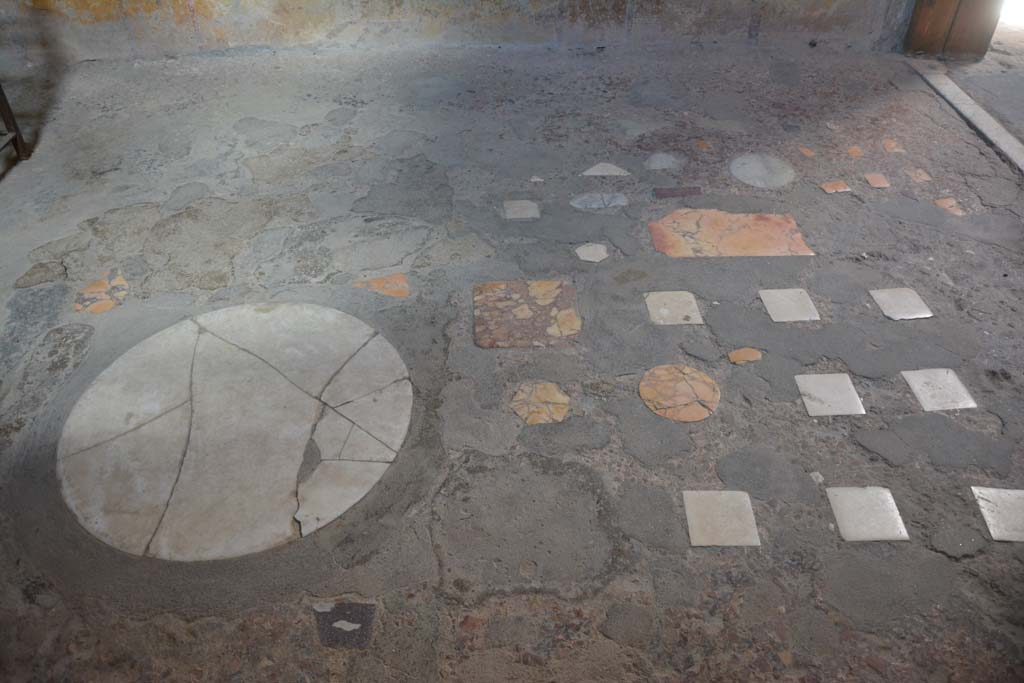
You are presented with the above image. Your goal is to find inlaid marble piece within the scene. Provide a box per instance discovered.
[648,209,813,258]
[639,364,720,423]
[473,280,582,348]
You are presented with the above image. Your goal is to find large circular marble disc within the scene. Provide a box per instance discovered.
[57,303,412,561]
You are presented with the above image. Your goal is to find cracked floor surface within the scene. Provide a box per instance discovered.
[1,40,1023,681]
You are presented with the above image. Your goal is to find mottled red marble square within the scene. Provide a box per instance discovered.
[473,280,582,348]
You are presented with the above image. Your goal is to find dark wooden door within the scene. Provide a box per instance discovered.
[905,0,1004,59]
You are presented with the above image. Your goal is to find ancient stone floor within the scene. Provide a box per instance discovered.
[1,42,1023,681]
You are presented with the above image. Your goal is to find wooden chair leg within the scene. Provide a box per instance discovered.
[0,83,29,160]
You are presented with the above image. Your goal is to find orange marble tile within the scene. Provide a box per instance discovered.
[695,139,712,152]
[74,271,128,314]
[354,273,410,298]
[473,280,581,348]
[639,364,720,423]
[728,347,763,365]
[798,146,816,158]
[820,181,851,194]
[647,209,813,258]
[511,381,571,424]
[935,197,966,216]
[864,173,890,189]
[847,146,864,158]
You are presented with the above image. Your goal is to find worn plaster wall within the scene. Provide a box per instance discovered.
[1,0,915,63]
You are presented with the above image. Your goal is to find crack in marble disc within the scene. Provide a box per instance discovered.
[57,303,411,561]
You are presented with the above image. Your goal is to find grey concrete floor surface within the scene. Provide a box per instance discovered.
[949,24,1024,144]
[0,41,1023,681]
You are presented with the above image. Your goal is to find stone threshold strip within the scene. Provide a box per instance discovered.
[58,304,412,562]
[678,486,1024,547]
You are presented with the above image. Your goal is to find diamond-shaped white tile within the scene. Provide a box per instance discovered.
[972,487,1024,541]
[682,491,761,546]
[795,374,865,416]
[901,368,976,411]
[870,288,933,320]
[826,487,909,541]
[644,291,704,325]
[503,200,540,220]
[575,243,609,263]
[582,162,630,177]
[759,289,820,322]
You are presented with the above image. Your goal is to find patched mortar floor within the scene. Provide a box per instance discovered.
[56,303,411,561]
[2,42,1024,682]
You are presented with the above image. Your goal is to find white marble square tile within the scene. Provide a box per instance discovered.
[972,487,1024,541]
[901,368,976,411]
[682,491,761,546]
[794,373,865,416]
[759,288,820,322]
[575,243,609,263]
[503,200,540,220]
[870,288,933,320]
[644,291,704,325]
[826,487,909,541]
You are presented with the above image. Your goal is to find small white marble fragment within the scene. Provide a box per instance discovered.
[570,193,628,211]
[826,487,909,541]
[683,491,761,547]
[574,243,609,263]
[582,162,630,176]
[644,291,704,325]
[503,200,540,220]
[759,288,820,322]
[870,288,933,320]
[795,374,865,416]
[972,487,1024,541]
[901,368,976,411]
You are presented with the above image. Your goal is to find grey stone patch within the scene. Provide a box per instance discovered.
[613,481,688,552]
[599,603,657,650]
[893,414,1012,475]
[0,283,70,377]
[769,59,801,86]
[313,601,375,649]
[439,379,521,456]
[602,398,693,467]
[730,370,773,404]
[570,193,628,212]
[788,606,841,658]
[324,106,357,127]
[807,265,886,305]
[678,331,722,363]
[0,323,93,449]
[157,137,191,161]
[615,119,668,138]
[434,453,622,601]
[750,354,804,401]
[233,117,298,151]
[650,558,701,608]
[629,80,689,109]
[14,262,67,288]
[163,182,211,212]
[852,428,913,467]
[352,154,453,223]
[929,524,986,559]
[874,196,1024,252]
[716,447,818,504]
[820,549,956,631]
[729,153,797,189]
[28,230,92,265]
[517,418,611,453]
